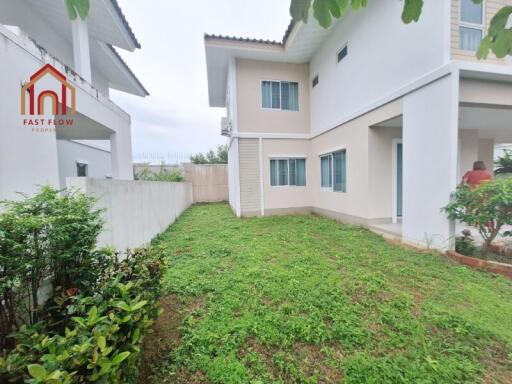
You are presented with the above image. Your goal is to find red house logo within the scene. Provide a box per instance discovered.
[21,64,76,115]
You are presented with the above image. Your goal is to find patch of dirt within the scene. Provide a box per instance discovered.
[175,368,209,384]
[239,339,344,383]
[411,289,424,317]
[294,343,344,383]
[137,294,206,384]
[481,343,512,384]
[384,238,431,253]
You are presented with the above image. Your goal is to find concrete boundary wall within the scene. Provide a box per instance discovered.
[184,164,228,203]
[132,163,228,203]
[67,178,193,250]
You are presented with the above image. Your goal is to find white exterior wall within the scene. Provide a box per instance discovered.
[458,130,480,180]
[0,0,109,93]
[226,58,241,216]
[228,138,241,216]
[309,0,450,134]
[402,75,459,249]
[0,24,133,200]
[67,178,193,250]
[57,141,112,188]
[238,138,261,215]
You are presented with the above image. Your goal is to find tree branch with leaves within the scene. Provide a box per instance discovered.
[290,0,512,59]
[64,0,90,21]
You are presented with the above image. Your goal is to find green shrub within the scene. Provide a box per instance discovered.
[134,168,184,182]
[455,230,476,256]
[444,179,512,255]
[0,186,104,348]
[0,187,167,384]
[0,248,166,384]
[495,149,512,175]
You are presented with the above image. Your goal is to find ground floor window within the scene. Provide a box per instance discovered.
[320,149,346,192]
[320,155,332,188]
[270,158,306,186]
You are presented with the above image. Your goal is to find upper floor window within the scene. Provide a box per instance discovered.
[337,44,348,63]
[459,0,484,51]
[262,81,299,111]
[270,158,306,186]
[312,75,319,88]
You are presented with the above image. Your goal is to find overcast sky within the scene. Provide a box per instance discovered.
[110,0,291,160]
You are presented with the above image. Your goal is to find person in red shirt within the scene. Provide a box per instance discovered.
[461,161,493,188]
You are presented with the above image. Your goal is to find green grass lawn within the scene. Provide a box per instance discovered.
[143,203,512,384]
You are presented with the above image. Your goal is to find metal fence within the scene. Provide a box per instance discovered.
[132,152,194,165]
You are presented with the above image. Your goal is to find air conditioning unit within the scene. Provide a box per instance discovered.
[221,117,231,136]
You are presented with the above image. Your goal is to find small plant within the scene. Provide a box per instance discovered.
[190,144,228,164]
[495,149,512,176]
[0,186,104,349]
[455,229,476,256]
[0,248,166,384]
[444,179,512,255]
[134,168,184,182]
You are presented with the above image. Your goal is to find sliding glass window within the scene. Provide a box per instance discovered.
[270,158,306,186]
[320,150,346,192]
[262,80,299,111]
[333,150,347,192]
[320,155,332,188]
[459,0,484,51]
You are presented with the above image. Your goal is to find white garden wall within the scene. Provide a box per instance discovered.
[67,178,193,250]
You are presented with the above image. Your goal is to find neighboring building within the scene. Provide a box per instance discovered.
[205,0,512,249]
[57,140,112,188]
[0,0,148,200]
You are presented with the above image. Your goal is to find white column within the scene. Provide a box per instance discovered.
[110,129,134,180]
[259,137,265,216]
[458,130,479,180]
[402,74,459,249]
[478,138,495,172]
[71,19,92,83]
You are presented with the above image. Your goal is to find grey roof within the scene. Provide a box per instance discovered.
[108,45,149,96]
[110,0,141,49]
[204,20,296,47]
[107,1,147,95]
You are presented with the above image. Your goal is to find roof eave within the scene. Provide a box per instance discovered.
[105,44,149,96]
[109,0,141,50]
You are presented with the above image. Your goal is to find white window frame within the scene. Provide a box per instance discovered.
[320,154,333,190]
[458,0,485,52]
[269,157,307,188]
[391,139,403,224]
[261,80,299,112]
[261,80,281,110]
[318,146,347,193]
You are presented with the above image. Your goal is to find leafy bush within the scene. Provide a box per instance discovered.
[495,149,512,175]
[444,179,512,255]
[134,168,184,182]
[455,230,476,256]
[0,187,104,349]
[0,248,166,384]
[0,187,167,384]
[190,144,228,164]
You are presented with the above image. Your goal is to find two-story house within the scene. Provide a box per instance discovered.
[0,0,148,200]
[205,0,512,249]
